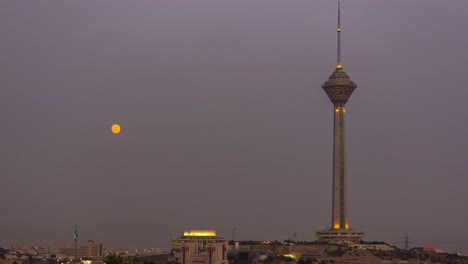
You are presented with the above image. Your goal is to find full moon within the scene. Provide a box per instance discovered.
[111,124,121,134]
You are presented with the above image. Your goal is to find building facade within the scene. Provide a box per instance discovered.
[59,240,102,258]
[172,230,228,264]
[351,244,395,251]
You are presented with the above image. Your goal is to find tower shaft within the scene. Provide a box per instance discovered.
[332,105,348,229]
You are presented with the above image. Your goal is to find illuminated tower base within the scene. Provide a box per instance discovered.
[316,229,364,244]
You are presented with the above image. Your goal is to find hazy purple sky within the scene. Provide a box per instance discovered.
[2,0,468,253]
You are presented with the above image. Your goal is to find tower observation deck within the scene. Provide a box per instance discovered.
[316,2,364,244]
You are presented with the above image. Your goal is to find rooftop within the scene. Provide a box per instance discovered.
[183,230,217,237]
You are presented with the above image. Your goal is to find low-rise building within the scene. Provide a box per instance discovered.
[172,230,228,264]
[351,243,395,251]
[59,240,102,258]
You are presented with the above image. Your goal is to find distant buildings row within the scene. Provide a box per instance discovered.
[0,240,104,264]
[58,240,103,258]
[169,230,468,264]
[170,230,399,264]
[2,230,466,264]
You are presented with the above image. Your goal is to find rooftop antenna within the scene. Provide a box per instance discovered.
[337,1,342,69]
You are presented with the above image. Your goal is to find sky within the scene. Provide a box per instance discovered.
[2,0,468,254]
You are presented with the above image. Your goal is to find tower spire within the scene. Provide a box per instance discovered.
[337,1,342,69]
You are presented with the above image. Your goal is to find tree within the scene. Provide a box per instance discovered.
[297,258,313,264]
[105,254,123,264]
[124,256,140,264]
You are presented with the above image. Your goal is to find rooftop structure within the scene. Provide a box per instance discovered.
[183,230,217,237]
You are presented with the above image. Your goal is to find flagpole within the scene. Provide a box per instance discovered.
[74,224,78,263]
[75,238,77,262]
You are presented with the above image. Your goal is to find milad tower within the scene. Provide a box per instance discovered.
[315,2,364,244]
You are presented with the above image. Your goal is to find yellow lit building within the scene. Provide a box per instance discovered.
[172,230,228,264]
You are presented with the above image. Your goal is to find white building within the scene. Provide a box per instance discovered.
[351,243,394,251]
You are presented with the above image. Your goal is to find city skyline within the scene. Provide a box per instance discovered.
[2,0,468,254]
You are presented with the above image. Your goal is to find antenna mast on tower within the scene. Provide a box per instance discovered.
[337,1,342,69]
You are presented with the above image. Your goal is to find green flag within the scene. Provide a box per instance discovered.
[74,224,78,241]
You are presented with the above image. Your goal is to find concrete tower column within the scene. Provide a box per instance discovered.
[332,105,348,230]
